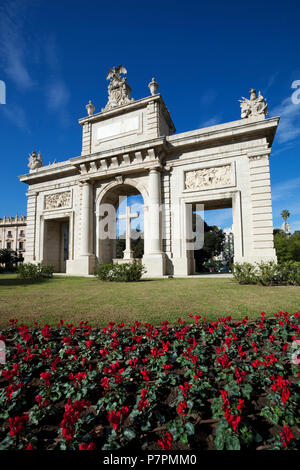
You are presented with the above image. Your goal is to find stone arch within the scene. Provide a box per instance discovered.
[95,176,149,212]
[95,177,148,263]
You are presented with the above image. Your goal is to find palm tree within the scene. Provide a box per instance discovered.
[281,210,290,221]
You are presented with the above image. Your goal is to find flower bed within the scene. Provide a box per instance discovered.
[0,313,299,451]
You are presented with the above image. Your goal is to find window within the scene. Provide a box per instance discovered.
[20,230,24,237]
[7,231,12,238]
[7,242,11,249]
[19,242,24,250]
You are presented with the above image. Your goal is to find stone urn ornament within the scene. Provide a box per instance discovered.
[148,77,159,96]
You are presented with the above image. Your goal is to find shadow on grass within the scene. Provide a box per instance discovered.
[0,277,49,287]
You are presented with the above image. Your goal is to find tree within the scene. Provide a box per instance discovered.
[116,230,144,259]
[193,218,225,272]
[281,209,290,221]
[0,249,20,271]
[274,230,300,263]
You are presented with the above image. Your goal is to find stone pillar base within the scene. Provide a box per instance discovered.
[172,257,195,276]
[66,255,96,275]
[142,253,166,277]
[234,250,277,265]
[112,258,142,265]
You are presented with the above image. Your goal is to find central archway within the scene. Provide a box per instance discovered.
[96,180,148,265]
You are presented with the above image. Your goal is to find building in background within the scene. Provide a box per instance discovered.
[281,220,291,235]
[0,216,27,253]
[214,227,234,264]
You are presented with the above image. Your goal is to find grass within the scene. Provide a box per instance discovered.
[0,273,299,327]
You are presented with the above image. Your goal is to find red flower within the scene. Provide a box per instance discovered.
[35,395,43,407]
[24,443,33,450]
[107,407,129,431]
[177,400,187,416]
[158,432,173,450]
[280,425,293,448]
[41,324,51,341]
[51,357,60,371]
[140,370,150,381]
[9,414,29,436]
[230,415,241,431]
[237,398,244,411]
[137,390,148,411]
[60,399,90,441]
[40,372,52,387]
[129,358,138,368]
[163,364,172,374]
[235,368,247,384]
[100,376,110,393]
[179,382,192,397]
[85,340,93,349]
[5,382,23,401]
[194,369,203,379]
[251,359,262,368]
[79,442,96,450]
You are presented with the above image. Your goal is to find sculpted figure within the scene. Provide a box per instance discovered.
[102,65,134,111]
[240,88,268,119]
[28,151,43,171]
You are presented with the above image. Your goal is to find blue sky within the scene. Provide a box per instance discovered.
[0,0,299,232]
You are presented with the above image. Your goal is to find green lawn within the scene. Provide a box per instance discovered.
[0,273,299,327]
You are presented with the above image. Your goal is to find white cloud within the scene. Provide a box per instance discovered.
[262,72,279,95]
[44,36,71,126]
[0,103,29,132]
[0,2,35,90]
[200,114,223,128]
[289,220,300,232]
[270,95,300,143]
[271,176,300,201]
[200,90,216,106]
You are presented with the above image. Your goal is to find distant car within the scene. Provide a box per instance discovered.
[218,266,232,273]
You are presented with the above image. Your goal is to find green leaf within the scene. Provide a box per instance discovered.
[180,432,188,444]
[214,432,224,450]
[123,428,136,440]
[185,421,195,436]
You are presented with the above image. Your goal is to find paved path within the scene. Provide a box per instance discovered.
[54,273,233,279]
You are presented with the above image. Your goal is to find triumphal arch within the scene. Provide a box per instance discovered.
[20,67,279,276]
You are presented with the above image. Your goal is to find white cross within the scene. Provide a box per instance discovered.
[118,205,139,259]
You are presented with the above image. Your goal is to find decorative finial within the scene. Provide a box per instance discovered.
[102,65,134,112]
[148,77,159,96]
[28,150,43,171]
[86,100,95,116]
[239,88,268,120]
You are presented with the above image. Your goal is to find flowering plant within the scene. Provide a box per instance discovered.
[0,312,299,450]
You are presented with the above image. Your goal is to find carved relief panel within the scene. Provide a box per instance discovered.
[44,191,72,210]
[184,164,234,191]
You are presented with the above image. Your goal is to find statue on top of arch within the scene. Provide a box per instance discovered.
[102,65,134,112]
[239,88,268,120]
[28,150,43,171]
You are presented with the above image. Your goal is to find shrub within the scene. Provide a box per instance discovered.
[232,262,257,284]
[233,261,300,286]
[94,262,146,282]
[17,263,54,281]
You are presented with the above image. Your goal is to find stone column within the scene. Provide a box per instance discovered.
[143,167,165,276]
[246,153,277,263]
[24,191,38,263]
[81,181,92,256]
[66,180,95,275]
[148,168,161,253]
